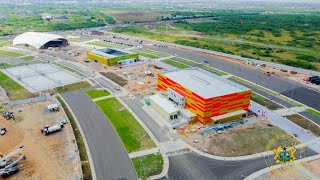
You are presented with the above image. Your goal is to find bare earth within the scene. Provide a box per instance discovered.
[0,100,81,179]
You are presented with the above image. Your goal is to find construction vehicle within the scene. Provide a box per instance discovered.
[290,71,297,74]
[1,128,6,135]
[41,123,63,135]
[0,155,26,178]
[0,146,24,168]
[3,111,14,120]
[264,72,271,76]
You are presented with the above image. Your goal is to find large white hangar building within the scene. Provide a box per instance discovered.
[13,32,68,49]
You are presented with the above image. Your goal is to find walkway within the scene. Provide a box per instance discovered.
[129,148,159,158]
[62,89,137,180]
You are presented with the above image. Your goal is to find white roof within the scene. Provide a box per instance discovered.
[163,68,249,98]
[149,95,178,114]
[13,32,66,49]
[47,103,58,109]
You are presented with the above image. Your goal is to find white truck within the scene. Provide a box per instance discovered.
[41,123,63,135]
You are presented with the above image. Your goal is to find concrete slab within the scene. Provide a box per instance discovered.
[2,63,82,92]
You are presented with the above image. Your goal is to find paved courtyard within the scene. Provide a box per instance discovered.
[2,63,83,92]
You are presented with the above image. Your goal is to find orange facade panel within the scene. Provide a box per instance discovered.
[157,73,251,124]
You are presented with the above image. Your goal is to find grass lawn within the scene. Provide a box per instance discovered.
[100,72,128,86]
[0,71,34,100]
[251,92,283,110]
[95,98,156,152]
[19,56,35,61]
[86,89,111,99]
[0,49,24,57]
[286,114,320,136]
[52,81,91,94]
[87,41,113,48]
[132,153,163,180]
[232,76,303,107]
[202,65,229,76]
[56,96,92,180]
[208,126,298,156]
[68,38,83,42]
[305,108,320,118]
[162,59,190,69]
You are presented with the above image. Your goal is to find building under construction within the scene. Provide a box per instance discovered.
[87,48,139,66]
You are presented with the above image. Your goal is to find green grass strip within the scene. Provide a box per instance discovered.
[144,49,171,57]
[306,108,320,117]
[132,153,164,180]
[202,65,229,76]
[86,89,111,99]
[95,98,156,152]
[19,56,35,61]
[0,49,24,57]
[162,59,190,69]
[56,96,92,180]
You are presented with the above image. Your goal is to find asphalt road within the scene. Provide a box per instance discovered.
[62,89,137,180]
[161,149,317,180]
[146,45,320,111]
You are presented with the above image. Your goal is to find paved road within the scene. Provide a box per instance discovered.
[299,111,320,126]
[160,149,317,180]
[62,89,137,180]
[142,45,320,111]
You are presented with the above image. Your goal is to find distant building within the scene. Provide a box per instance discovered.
[53,16,70,22]
[87,48,139,66]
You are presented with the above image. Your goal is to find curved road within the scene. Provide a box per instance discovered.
[62,89,137,180]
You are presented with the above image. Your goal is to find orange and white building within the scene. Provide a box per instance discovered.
[156,68,251,124]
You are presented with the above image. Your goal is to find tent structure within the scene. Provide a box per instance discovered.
[13,32,68,49]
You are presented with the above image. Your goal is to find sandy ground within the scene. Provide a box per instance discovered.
[0,100,81,179]
[261,158,320,180]
[101,63,165,96]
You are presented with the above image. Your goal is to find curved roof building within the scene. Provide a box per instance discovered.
[13,32,68,49]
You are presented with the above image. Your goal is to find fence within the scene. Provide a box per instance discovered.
[10,93,54,106]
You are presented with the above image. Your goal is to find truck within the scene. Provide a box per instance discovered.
[41,123,63,135]
[0,155,26,178]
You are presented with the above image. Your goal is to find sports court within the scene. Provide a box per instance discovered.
[2,63,83,92]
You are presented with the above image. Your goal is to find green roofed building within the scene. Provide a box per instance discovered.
[87,48,139,66]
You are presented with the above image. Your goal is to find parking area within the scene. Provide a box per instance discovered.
[2,63,83,92]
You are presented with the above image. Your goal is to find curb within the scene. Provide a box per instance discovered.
[57,94,97,180]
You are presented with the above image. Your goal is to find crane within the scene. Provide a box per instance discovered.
[0,146,24,168]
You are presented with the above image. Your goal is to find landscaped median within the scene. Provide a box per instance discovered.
[306,108,320,118]
[85,89,111,99]
[161,59,190,69]
[95,97,156,152]
[132,153,164,180]
[56,96,92,180]
[231,76,304,107]
[0,49,24,57]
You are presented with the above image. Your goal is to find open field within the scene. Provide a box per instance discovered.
[0,100,81,179]
[0,41,11,47]
[161,59,190,69]
[86,41,114,48]
[286,114,320,136]
[85,89,111,99]
[0,49,24,57]
[207,126,297,156]
[0,71,34,100]
[103,9,171,23]
[132,153,163,180]
[95,98,156,152]
[112,11,320,71]
[133,50,158,59]
[251,92,282,110]
[57,96,92,180]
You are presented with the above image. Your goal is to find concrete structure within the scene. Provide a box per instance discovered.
[87,48,139,66]
[157,68,251,124]
[2,63,82,92]
[149,94,178,121]
[13,32,68,49]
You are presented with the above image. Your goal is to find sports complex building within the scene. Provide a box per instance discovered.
[87,48,139,66]
[13,32,68,49]
[155,68,252,124]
